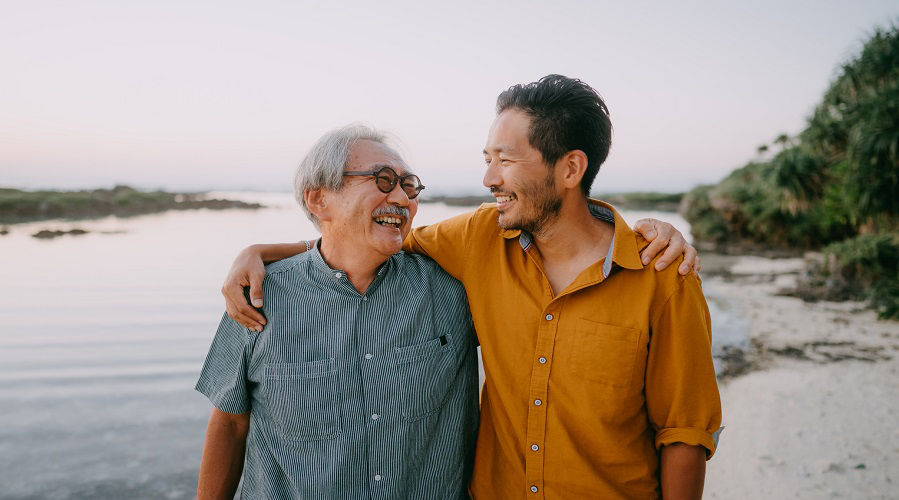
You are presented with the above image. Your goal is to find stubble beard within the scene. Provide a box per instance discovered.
[497,171,562,237]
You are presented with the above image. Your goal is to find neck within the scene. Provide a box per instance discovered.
[318,236,387,294]
[532,196,613,262]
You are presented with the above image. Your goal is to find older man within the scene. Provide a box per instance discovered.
[196,125,478,499]
[223,75,721,498]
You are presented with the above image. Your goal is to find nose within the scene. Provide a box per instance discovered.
[386,181,410,206]
[483,158,502,190]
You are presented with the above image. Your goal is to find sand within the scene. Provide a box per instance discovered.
[700,255,899,499]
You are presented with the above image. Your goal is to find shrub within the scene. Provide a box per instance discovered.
[824,233,899,319]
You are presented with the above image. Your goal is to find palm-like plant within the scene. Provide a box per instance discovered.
[805,24,899,227]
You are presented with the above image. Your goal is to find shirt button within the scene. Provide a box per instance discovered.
[374,474,382,481]
[362,296,368,301]
[364,353,373,360]
[531,444,539,451]
[534,399,542,406]
[538,356,547,364]
[545,314,553,321]
[530,485,539,493]
[335,272,343,279]
[371,413,380,420]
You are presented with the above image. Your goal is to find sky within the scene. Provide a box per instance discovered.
[1,0,896,195]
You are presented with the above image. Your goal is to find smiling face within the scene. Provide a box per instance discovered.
[319,139,418,260]
[483,108,563,234]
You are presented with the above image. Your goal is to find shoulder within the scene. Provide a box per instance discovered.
[471,202,499,228]
[393,251,453,280]
[264,253,309,277]
[393,252,466,292]
[467,202,514,242]
[632,233,693,296]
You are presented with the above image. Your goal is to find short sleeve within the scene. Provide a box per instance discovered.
[195,313,256,415]
[645,274,723,458]
[402,208,477,280]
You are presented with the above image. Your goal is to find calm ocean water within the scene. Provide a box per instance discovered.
[0,193,744,499]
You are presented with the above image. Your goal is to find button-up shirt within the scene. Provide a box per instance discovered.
[405,200,722,499]
[196,245,479,499]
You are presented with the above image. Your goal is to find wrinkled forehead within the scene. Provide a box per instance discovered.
[346,139,413,175]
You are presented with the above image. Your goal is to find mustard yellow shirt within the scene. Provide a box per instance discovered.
[404,200,722,499]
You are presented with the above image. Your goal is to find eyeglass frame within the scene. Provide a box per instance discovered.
[342,165,426,199]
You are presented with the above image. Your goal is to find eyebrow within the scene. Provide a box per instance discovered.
[483,145,516,155]
[370,162,415,175]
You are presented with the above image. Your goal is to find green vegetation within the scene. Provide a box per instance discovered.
[825,234,899,318]
[595,192,683,211]
[420,194,494,206]
[423,191,683,211]
[0,185,262,223]
[681,23,899,318]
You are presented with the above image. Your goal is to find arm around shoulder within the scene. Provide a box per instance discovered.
[222,241,310,331]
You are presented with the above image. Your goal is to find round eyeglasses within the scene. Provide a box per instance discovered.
[342,166,425,199]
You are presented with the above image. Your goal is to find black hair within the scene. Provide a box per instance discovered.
[496,74,612,195]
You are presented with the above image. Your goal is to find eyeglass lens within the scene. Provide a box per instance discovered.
[375,167,423,198]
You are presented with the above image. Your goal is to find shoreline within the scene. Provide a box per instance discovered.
[0,186,263,226]
[700,254,899,497]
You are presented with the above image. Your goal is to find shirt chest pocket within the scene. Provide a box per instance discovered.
[569,319,643,389]
[395,334,457,422]
[263,359,341,441]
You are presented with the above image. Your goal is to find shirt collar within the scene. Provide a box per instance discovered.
[307,239,394,291]
[500,198,644,273]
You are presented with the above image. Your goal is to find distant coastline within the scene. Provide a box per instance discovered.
[422,191,683,211]
[0,185,263,224]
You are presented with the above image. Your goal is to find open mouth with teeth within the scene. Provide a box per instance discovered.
[494,193,517,209]
[373,215,405,228]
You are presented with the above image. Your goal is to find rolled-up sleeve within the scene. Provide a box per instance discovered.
[646,274,723,458]
[195,313,256,415]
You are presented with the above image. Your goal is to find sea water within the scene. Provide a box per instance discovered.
[0,193,746,498]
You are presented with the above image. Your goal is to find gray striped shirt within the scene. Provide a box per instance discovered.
[196,246,479,499]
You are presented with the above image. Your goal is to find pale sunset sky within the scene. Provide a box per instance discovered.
[1,0,896,194]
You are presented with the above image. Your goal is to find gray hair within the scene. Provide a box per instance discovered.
[294,124,390,228]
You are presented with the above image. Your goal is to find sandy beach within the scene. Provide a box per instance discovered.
[701,255,899,498]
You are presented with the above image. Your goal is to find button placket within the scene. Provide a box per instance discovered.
[524,305,560,498]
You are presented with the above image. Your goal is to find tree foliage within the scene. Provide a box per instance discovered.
[681,22,899,316]
[684,23,898,248]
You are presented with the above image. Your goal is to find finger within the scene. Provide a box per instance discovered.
[640,237,668,266]
[655,234,686,271]
[223,283,266,326]
[678,245,698,275]
[222,282,248,312]
[695,256,702,273]
[633,219,658,242]
[248,273,265,308]
[236,298,267,328]
[232,308,264,332]
[224,301,259,331]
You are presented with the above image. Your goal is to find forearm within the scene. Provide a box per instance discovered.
[198,410,249,499]
[250,242,310,264]
[660,443,706,500]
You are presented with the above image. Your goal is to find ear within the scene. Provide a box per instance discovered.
[557,150,588,190]
[304,188,332,223]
